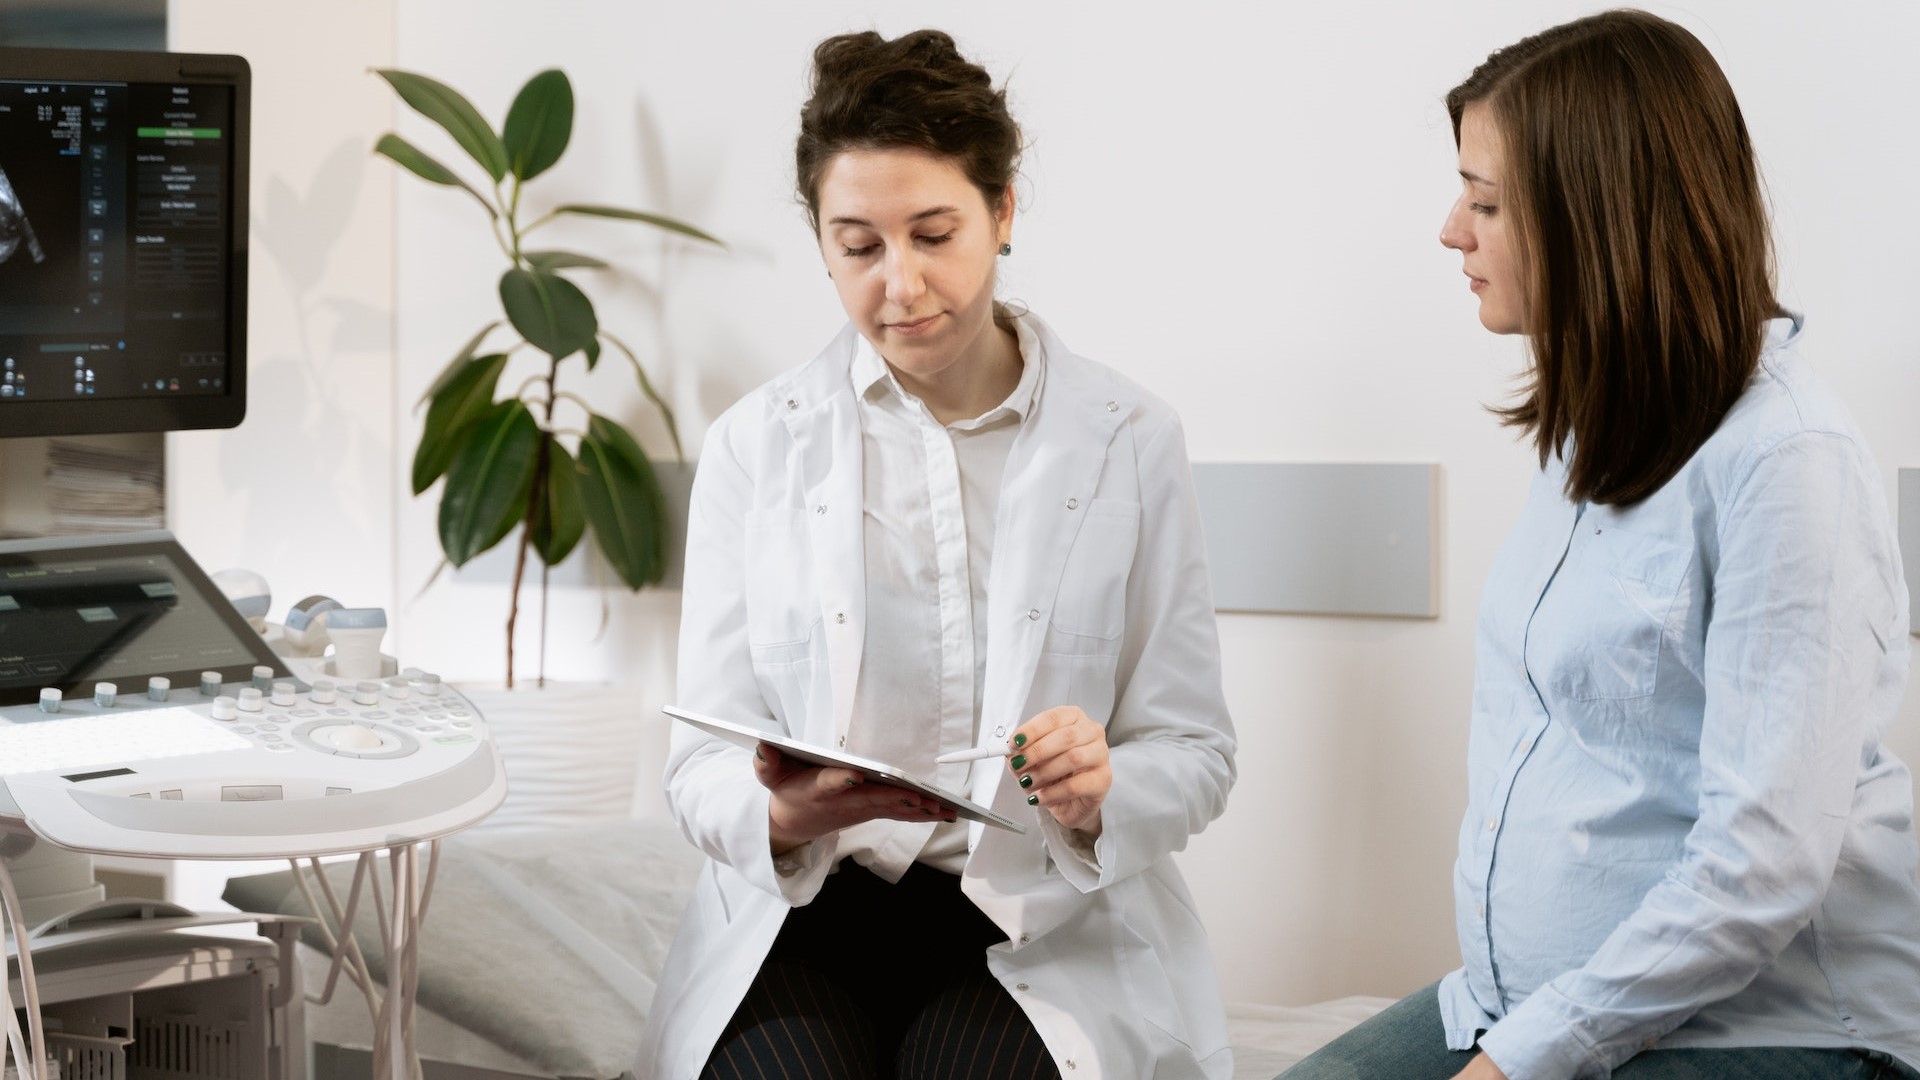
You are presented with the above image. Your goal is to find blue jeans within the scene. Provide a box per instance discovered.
[1278,982,1920,1080]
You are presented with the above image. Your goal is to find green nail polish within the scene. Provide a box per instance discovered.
[1019,774,1033,789]
[1010,754,1027,770]
[1012,733,1027,748]
[1026,794,1039,806]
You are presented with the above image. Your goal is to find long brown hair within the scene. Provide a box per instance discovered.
[1449,10,1778,506]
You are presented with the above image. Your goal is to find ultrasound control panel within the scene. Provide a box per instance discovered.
[0,533,505,859]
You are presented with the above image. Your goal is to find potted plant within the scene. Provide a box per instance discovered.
[372,66,721,688]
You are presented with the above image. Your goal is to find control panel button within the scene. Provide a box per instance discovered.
[270,681,297,707]
[237,687,265,713]
[211,696,239,721]
[94,682,118,707]
[251,665,274,690]
[200,671,223,696]
[309,679,337,705]
[147,676,171,702]
[353,681,380,706]
[221,784,283,801]
[417,673,443,696]
[39,688,61,714]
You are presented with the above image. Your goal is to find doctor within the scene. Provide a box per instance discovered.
[637,27,1238,1080]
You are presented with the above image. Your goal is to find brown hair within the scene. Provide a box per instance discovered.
[1449,9,1778,506]
[795,29,1022,231]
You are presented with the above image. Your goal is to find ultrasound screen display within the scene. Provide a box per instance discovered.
[0,535,285,706]
[0,48,248,436]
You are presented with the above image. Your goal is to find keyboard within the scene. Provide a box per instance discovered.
[0,707,250,778]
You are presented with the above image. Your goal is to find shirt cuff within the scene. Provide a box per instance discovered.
[769,834,838,905]
[1039,813,1108,891]
[1475,990,1610,1080]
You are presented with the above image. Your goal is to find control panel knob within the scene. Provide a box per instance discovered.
[237,687,265,713]
[38,687,61,714]
[270,680,297,707]
[384,677,410,699]
[200,671,223,696]
[93,682,118,707]
[211,695,238,721]
[251,665,274,691]
[353,681,381,706]
[148,676,171,702]
[310,679,337,705]
[418,672,443,696]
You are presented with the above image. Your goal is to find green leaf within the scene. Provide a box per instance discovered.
[412,352,510,494]
[577,414,668,589]
[418,321,504,407]
[373,68,509,183]
[438,401,540,566]
[524,250,610,272]
[502,69,573,182]
[554,204,725,246]
[372,133,496,219]
[531,442,586,566]
[603,332,682,460]
[499,267,598,360]
[584,338,602,371]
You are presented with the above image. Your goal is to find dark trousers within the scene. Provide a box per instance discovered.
[702,862,1062,1080]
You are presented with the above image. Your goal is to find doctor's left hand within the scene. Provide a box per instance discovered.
[1449,1054,1509,1080]
[1010,706,1111,835]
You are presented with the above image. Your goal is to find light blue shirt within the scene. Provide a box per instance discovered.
[1440,315,1920,1080]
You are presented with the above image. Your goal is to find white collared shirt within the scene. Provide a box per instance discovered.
[835,318,1043,879]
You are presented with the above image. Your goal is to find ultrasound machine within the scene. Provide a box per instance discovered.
[1,46,504,1080]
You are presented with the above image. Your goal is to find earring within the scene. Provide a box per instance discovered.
[999,243,1012,256]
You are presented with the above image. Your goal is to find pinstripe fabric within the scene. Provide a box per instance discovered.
[702,864,1062,1080]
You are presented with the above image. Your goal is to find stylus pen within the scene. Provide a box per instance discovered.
[934,744,1013,765]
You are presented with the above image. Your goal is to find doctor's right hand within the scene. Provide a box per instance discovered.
[753,743,957,855]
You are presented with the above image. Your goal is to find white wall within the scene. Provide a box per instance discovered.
[165,0,398,617]
[176,0,1920,1006]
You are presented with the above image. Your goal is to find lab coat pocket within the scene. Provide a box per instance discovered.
[1113,891,1231,1059]
[1046,499,1141,647]
[743,508,817,661]
[1549,525,1691,702]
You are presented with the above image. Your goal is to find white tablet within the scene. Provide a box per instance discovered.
[662,705,1027,834]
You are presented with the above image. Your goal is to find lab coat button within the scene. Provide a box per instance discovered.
[1065,498,1078,510]
[786,399,798,410]
[1028,608,1040,621]
[1019,932,1031,944]
[835,612,848,624]
[1067,1060,1077,1070]
[837,736,846,747]
[815,504,827,515]
[1104,401,1118,412]
[1016,982,1029,991]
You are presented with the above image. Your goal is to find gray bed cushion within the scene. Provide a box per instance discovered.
[223,817,703,1080]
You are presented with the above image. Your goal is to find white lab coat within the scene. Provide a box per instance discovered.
[637,314,1238,1079]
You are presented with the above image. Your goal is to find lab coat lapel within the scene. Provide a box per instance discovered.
[772,332,867,747]
[969,343,1134,840]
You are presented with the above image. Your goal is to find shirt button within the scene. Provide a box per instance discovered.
[1104,401,1118,412]
[1028,608,1041,621]
[1485,817,1498,832]
[815,504,827,515]
[1020,932,1031,944]
[1067,1060,1078,1070]
[838,736,846,747]
[1016,982,1029,991]
[1476,902,1486,918]
[786,399,798,410]
[1065,498,1078,510]
[835,612,847,624]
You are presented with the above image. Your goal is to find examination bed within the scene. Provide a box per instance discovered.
[224,816,1389,1080]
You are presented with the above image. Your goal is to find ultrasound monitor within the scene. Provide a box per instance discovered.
[0,47,249,437]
